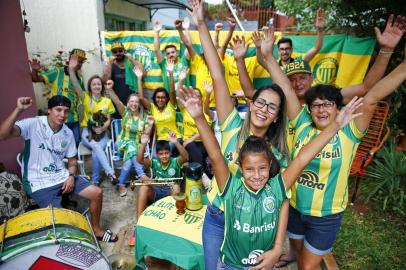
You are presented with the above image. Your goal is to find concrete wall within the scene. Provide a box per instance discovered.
[0,0,37,174]
[105,0,149,21]
[24,0,104,111]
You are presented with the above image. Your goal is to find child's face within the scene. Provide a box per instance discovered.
[157,149,171,165]
[240,152,271,191]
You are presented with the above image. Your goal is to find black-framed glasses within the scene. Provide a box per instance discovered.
[253,98,279,114]
[310,101,335,111]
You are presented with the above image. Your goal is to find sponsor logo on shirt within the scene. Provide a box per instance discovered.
[263,196,276,214]
[241,249,264,265]
[233,220,276,234]
[295,138,341,159]
[42,162,61,173]
[297,170,325,190]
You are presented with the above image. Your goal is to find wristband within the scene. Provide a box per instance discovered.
[379,49,394,54]
[69,173,76,178]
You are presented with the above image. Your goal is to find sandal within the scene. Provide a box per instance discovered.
[119,187,128,197]
[96,229,118,242]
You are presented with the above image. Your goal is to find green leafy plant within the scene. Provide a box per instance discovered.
[364,142,406,215]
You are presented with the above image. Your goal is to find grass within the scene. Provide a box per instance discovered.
[333,179,406,270]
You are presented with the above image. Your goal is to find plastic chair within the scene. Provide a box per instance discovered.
[109,119,123,170]
[350,101,390,203]
[77,138,113,177]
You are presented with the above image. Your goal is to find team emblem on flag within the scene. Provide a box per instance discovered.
[313,57,338,84]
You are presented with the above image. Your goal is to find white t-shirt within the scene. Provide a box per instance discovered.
[16,116,77,194]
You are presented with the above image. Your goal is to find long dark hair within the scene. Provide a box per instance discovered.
[152,87,170,107]
[237,84,288,158]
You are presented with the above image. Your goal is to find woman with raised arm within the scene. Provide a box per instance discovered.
[137,61,182,155]
[105,80,150,196]
[188,1,289,268]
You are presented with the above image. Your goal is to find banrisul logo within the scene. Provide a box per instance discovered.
[132,44,153,71]
[241,249,264,265]
[297,170,325,190]
[263,196,276,213]
[313,57,338,84]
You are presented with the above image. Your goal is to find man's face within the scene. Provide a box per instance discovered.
[165,47,178,61]
[278,42,292,61]
[112,48,125,61]
[288,72,313,100]
[48,106,69,126]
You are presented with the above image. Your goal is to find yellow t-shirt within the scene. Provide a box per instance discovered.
[181,107,212,141]
[80,93,115,127]
[150,102,181,140]
[190,54,215,107]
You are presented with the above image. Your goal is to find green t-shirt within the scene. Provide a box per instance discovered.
[117,108,145,161]
[158,55,190,91]
[220,173,287,268]
[151,157,181,179]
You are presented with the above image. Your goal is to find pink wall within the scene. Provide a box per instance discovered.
[0,0,37,174]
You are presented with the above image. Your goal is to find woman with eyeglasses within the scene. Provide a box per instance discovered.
[189,2,289,269]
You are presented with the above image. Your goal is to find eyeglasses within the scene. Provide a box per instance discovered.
[310,101,335,111]
[112,49,124,54]
[253,98,279,114]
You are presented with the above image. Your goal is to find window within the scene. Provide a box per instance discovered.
[104,14,146,31]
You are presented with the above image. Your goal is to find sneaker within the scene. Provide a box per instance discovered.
[108,174,118,185]
[119,187,127,197]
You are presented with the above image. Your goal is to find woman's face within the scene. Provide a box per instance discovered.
[309,98,338,130]
[90,78,103,95]
[240,152,271,191]
[249,89,281,130]
[127,95,140,113]
[155,92,167,109]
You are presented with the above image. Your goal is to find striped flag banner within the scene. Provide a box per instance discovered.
[102,30,375,92]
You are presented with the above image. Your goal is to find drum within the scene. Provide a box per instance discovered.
[0,208,110,270]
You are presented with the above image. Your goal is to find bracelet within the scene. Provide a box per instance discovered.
[379,49,394,54]
[69,173,76,178]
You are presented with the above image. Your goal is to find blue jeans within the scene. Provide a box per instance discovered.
[118,156,145,187]
[66,121,80,147]
[81,128,114,184]
[202,204,225,270]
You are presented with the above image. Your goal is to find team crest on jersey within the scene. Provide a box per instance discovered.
[263,195,276,213]
[297,170,325,190]
[313,57,339,84]
[131,44,153,71]
[241,249,264,265]
[165,109,171,116]
[225,151,233,162]
[168,168,176,176]
[60,140,67,148]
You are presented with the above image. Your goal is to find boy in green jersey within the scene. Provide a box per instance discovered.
[136,131,188,221]
[177,30,363,267]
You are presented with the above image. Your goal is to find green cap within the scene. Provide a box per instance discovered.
[284,59,312,76]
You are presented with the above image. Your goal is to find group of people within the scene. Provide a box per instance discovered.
[0,0,405,268]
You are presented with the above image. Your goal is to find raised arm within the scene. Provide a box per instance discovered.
[303,8,325,62]
[261,27,301,119]
[137,133,152,168]
[153,20,164,63]
[175,18,196,59]
[213,23,223,49]
[283,97,364,189]
[341,14,406,104]
[135,66,151,110]
[218,17,236,59]
[102,56,115,82]
[232,35,255,99]
[168,131,189,164]
[202,81,214,120]
[355,46,406,132]
[0,97,32,140]
[166,59,177,106]
[67,55,84,98]
[177,85,230,192]
[29,59,45,82]
[105,80,126,114]
[252,31,268,70]
[189,0,234,123]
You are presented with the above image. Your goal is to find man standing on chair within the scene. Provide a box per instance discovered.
[0,96,118,243]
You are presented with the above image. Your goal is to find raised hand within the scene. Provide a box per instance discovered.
[167,131,179,143]
[226,17,237,29]
[68,55,79,70]
[188,0,204,25]
[182,17,191,30]
[166,58,175,73]
[335,96,364,129]
[174,19,183,30]
[105,79,114,90]
[231,35,247,60]
[29,59,41,71]
[133,66,144,78]
[124,52,132,59]
[260,26,276,58]
[146,115,155,127]
[140,133,150,144]
[202,80,212,95]
[215,22,224,31]
[252,31,263,49]
[153,20,162,32]
[16,97,33,111]
[179,68,189,81]
[177,85,203,118]
[375,14,406,51]
[314,8,326,31]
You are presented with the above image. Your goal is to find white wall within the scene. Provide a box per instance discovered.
[24,0,103,111]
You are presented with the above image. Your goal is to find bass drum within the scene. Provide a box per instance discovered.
[0,208,110,270]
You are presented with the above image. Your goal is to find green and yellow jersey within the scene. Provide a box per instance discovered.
[150,102,181,140]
